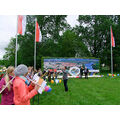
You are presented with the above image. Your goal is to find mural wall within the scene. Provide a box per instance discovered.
[43,58,100,76]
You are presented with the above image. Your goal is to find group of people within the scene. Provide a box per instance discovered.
[0,65,69,105]
[47,69,57,82]
[0,64,89,105]
[79,66,89,79]
[0,64,42,105]
[47,67,69,92]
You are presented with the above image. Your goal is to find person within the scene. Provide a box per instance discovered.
[0,72,5,80]
[54,69,57,79]
[38,69,42,77]
[13,64,42,105]
[50,69,54,80]
[0,66,15,105]
[28,66,34,78]
[62,66,68,92]
[48,70,51,82]
[84,67,89,79]
[80,66,84,79]
[34,69,38,75]
[33,68,42,81]
[42,69,46,81]
[52,71,55,80]
[26,67,33,86]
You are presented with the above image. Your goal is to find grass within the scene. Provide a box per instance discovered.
[31,75,120,105]
[1,74,120,105]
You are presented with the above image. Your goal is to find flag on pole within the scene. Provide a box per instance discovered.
[35,21,42,42]
[18,15,26,35]
[111,27,115,47]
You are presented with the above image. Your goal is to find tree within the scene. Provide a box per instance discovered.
[3,38,16,66]
[74,15,116,69]
[59,30,90,57]
[3,15,70,69]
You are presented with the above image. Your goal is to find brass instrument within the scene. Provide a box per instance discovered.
[41,72,48,78]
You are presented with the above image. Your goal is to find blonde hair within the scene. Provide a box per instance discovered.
[5,66,14,91]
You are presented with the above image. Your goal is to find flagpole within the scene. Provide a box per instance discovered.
[15,16,18,68]
[110,26,113,75]
[34,18,37,70]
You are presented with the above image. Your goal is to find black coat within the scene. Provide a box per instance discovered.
[80,68,84,74]
[84,68,89,74]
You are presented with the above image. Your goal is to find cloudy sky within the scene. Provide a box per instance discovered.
[0,16,17,59]
[0,15,79,60]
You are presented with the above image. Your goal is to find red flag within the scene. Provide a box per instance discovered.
[35,21,42,42]
[18,15,26,35]
[111,27,115,47]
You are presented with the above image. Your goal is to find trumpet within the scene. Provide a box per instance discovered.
[41,72,48,78]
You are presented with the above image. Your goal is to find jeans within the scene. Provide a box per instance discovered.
[63,79,68,91]
[85,73,88,79]
[79,73,83,78]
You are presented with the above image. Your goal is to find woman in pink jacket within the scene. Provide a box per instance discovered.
[13,64,41,105]
[0,66,15,105]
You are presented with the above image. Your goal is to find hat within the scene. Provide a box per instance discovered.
[14,64,28,76]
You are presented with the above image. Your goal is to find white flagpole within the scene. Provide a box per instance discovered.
[110,26,113,75]
[15,16,18,68]
[34,18,37,70]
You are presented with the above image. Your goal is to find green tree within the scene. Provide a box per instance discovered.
[3,15,70,69]
[74,15,116,70]
[3,38,16,66]
[59,30,90,57]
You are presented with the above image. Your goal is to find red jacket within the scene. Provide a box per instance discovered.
[13,76,38,105]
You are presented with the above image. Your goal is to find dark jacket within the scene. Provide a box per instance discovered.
[80,68,84,75]
[84,68,89,74]
[63,70,68,80]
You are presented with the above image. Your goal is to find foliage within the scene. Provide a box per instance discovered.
[3,15,120,71]
[59,30,91,57]
[74,15,120,71]
[2,38,16,67]
[2,15,90,69]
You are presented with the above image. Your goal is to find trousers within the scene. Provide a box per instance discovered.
[63,79,68,91]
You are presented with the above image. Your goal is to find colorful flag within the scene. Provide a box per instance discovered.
[18,15,26,35]
[111,27,115,47]
[35,21,42,42]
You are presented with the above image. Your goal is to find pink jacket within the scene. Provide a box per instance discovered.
[13,76,38,105]
[0,76,14,105]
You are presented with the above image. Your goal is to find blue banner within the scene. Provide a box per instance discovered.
[44,58,99,71]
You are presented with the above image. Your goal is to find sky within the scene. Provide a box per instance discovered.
[0,15,79,60]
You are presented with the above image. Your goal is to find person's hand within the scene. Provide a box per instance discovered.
[2,85,6,89]
[9,81,13,85]
[35,84,40,91]
[35,78,44,91]
[38,78,44,86]
[31,82,35,87]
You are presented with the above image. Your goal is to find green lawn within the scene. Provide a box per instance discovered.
[1,75,120,105]
[31,75,120,105]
